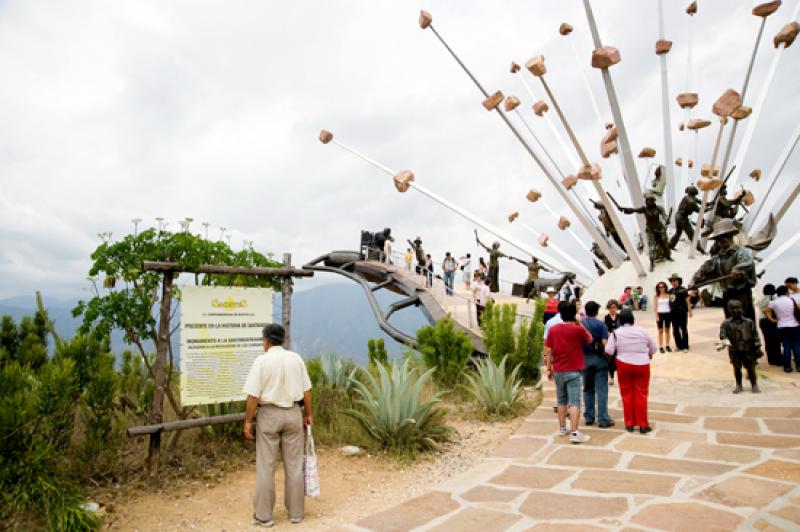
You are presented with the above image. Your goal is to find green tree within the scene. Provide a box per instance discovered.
[367,338,388,366]
[416,316,473,386]
[480,301,544,384]
[481,301,516,365]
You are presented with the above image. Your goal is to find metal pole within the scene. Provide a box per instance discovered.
[424,22,619,271]
[688,120,726,259]
[743,124,800,233]
[538,76,647,276]
[773,181,800,228]
[582,0,647,236]
[657,0,677,212]
[680,9,695,196]
[515,220,596,279]
[758,231,800,274]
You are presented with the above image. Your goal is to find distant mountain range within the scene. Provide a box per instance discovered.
[0,282,429,366]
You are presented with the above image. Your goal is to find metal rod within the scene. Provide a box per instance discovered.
[515,219,596,279]
[582,0,647,236]
[758,231,800,274]
[743,123,800,233]
[657,0,677,212]
[679,11,695,196]
[425,22,619,271]
[688,120,726,259]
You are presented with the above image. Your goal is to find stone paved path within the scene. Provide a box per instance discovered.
[343,308,800,531]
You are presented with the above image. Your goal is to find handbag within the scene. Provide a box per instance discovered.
[303,425,321,498]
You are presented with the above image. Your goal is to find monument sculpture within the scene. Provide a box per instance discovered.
[407,236,425,274]
[669,185,700,249]
[508,255,551,301]
[613,193,673,272]
[589,198,625,252]
[475,230,506,293]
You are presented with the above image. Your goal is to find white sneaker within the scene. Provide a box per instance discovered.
[558,427,569,437]
[570,431,591,444]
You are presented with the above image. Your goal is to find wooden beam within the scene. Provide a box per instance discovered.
[129,413,246,437]
[141,261,314,277]
[282,253,293,348]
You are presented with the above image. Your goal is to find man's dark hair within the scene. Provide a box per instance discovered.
[557,300,569,313]
[624,286,631,291]
[559,302,577,322]
[585,301,600,317]
[776,285,789,297]
[763,283,776,296]
[262,323,285,346]
[606,299,619,309]
[786,277,798,285]
[619,308,635,326]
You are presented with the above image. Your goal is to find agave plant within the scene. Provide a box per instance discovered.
[347,359,452,451]
[463,355,524,415]
[320,353,357,391]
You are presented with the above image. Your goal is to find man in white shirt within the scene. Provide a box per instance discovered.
[243,324,313,527]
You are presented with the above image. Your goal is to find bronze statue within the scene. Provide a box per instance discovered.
[509,255,551,301]
[669,185,700,249]
[407,236,425,274]
[719,300,761,394]
[590,242,613,276]
[648,165,667,209]
[475,230,506,293]
[690,218,757,321]
[589,198,625,251]
[616,193,673,272]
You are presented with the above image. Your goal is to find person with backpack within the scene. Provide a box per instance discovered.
[581,301,614,428]
[442,252,458,296]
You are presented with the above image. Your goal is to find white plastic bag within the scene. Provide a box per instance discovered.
[304,425,321,498]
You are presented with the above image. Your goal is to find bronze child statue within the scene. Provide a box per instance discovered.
[718,300,762,394]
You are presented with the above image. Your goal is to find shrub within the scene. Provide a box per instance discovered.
[306,357,324,388]
[481,301,516,365]
[480,301,544,384]
[367,338,388,366]
[320,353,357,391]
[463,355,524,416]
[416,316,473,386]
[203,400,246,439]
[347,359,452,452]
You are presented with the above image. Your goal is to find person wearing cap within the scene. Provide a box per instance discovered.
[543,286,559,324]
[690,219,757,321]
[668,273,692,352]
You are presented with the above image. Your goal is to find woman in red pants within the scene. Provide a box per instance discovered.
[605,309,657,433]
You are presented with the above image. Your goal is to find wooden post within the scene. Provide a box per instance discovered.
[282,253,292,348]
[147,270,174,478]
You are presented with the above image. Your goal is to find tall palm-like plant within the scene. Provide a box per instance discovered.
[463,355,524,415]
[347,359,451,451]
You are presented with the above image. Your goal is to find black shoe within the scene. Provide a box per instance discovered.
[598,420,616,428]
[659,347,665,353]
[785,368,793,373]
[585,419,595,426]
[665,346,672,352]
[639,426,653,434]
[626,426,634,433]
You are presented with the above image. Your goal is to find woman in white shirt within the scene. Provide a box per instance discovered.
[766,285,800,373]
[654,281,672,353]
[460,253,472,289]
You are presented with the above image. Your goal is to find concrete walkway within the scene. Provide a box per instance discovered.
[344,308,800,531]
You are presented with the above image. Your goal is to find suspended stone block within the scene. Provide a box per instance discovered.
[605,122,614,130]
[510,61,521,73]
[687,118,712,130]
[700,163,720,177]
[602,127,618,144]
[483,90,505,111]
[578,163,602,181]
[712,89,742,117]
[533,100,549,116]
[752,1,782,17]
[697,177,723,191]
[679,122,685,131]
[688,160,694,168]
[538,233,550,247]
[655,40,673,55]
[558,216,571,230]
[319,129,334,144]
[562,175,578,190]
[750,168,762,181]
[731,105,753,120]
[677,92,699,109]
[591,46,621,69]
[526,55,547,76]
[393,170,415,193]
[774,21,800,48]
[504,96,521,112]
[526,189,542,202]
[559,22,573,35]
[508,211,519,223]
[675,157,683,167]
[639,147,656,158]
[686,1,697,15]
[419,10,433,29]
[601,140,618,158]
[734,189,756,206]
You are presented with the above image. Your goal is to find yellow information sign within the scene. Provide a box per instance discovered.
[179,286,273,406]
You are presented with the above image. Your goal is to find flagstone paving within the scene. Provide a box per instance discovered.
[343,307,800,531]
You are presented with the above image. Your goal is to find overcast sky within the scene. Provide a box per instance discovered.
[1,0,798,301]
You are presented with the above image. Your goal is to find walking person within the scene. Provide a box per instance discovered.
[460,253,472,289]
[425,254,433,288]
[545,302,592,443]
[604,299,621,386]
[581,301,614,428]
[543,287,559,324]
[243,324,314,527]
[442,252,458,296]
[668,273,692,352]
[473,273,492,326]
[404,248,413,272]
[654,282,673,353]
[765,285,800,373]
[758,284,783,366]
[605,309,657,433]
[478,257,488,277]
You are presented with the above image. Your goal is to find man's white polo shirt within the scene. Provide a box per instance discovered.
[242,346,312,407]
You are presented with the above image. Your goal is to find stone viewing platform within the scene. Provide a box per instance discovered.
[344,307,800,531]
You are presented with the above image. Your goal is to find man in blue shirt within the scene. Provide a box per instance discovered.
[581,301,614,427]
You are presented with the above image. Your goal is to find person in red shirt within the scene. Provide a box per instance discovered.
[545,302,592,443]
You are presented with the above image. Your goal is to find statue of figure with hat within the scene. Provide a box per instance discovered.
[669,185,701,249]
[690,218,757,321]
[407,236,425,275]
[475,230,506,293]
[718,299,762,394]
[616,193,673,272]
[589,198,625,252]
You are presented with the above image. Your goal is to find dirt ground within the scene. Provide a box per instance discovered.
[101,411,529,531]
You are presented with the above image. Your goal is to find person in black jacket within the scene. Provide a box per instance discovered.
[668,273,692,352]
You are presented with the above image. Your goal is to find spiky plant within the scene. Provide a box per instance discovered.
[463,355,524,416]
[346,359,452,451]
[320,353,357,391]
